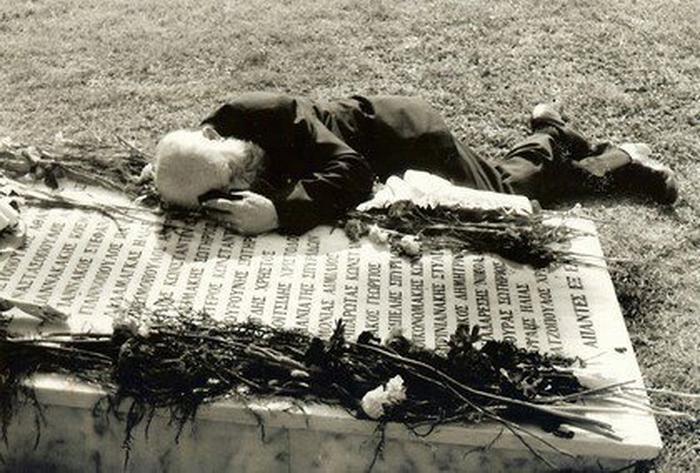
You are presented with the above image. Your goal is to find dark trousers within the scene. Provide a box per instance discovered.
[495,127,632,205]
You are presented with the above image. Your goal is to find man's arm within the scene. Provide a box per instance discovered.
[271,102,374,234]
[204,95,375,235]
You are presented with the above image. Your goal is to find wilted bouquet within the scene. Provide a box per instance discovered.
[344,200,579,267]
[0,302,665,468]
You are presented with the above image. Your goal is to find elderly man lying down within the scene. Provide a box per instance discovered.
[154,92,678,235]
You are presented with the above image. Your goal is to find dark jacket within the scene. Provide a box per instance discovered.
[202,92,505,234]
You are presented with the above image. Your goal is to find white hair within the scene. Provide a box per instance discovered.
[154,129,263,208]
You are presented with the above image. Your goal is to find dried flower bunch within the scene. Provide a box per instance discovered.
[1,303,634,468]
[0,135,156,201]
[344,201,578,267]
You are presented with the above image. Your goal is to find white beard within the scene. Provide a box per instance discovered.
[154,129,265,208]
[227,139,265,190]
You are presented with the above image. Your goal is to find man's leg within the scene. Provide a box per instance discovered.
[496,130,598,204]
[498,104,679,205]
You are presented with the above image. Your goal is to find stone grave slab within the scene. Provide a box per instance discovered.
[0,181,662,472]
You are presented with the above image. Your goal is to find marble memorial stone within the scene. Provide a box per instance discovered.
[0,181,662,472]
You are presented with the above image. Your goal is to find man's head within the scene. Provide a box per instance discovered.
[154,127,263,208]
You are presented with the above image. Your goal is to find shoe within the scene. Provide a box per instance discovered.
[531,103,566,129]
[618,143,679,204]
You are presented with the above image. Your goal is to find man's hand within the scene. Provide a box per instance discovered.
[202,191,279,235]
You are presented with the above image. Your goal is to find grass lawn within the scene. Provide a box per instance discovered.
[1,0,698,470]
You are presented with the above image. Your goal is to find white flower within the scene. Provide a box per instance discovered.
[361,385,387,419]
[367,224,390,245]
[384,375,407,404]
[397,235,421,256]
[361,375,407,419]
[571,367,618,390]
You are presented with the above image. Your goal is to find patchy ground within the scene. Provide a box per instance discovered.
[1,0,698,470]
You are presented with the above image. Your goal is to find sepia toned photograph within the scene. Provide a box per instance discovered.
[0,0,698,471]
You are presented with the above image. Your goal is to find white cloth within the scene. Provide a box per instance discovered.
[357,170,533,214]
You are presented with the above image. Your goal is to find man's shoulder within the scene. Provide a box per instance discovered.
[204,92,304,141]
